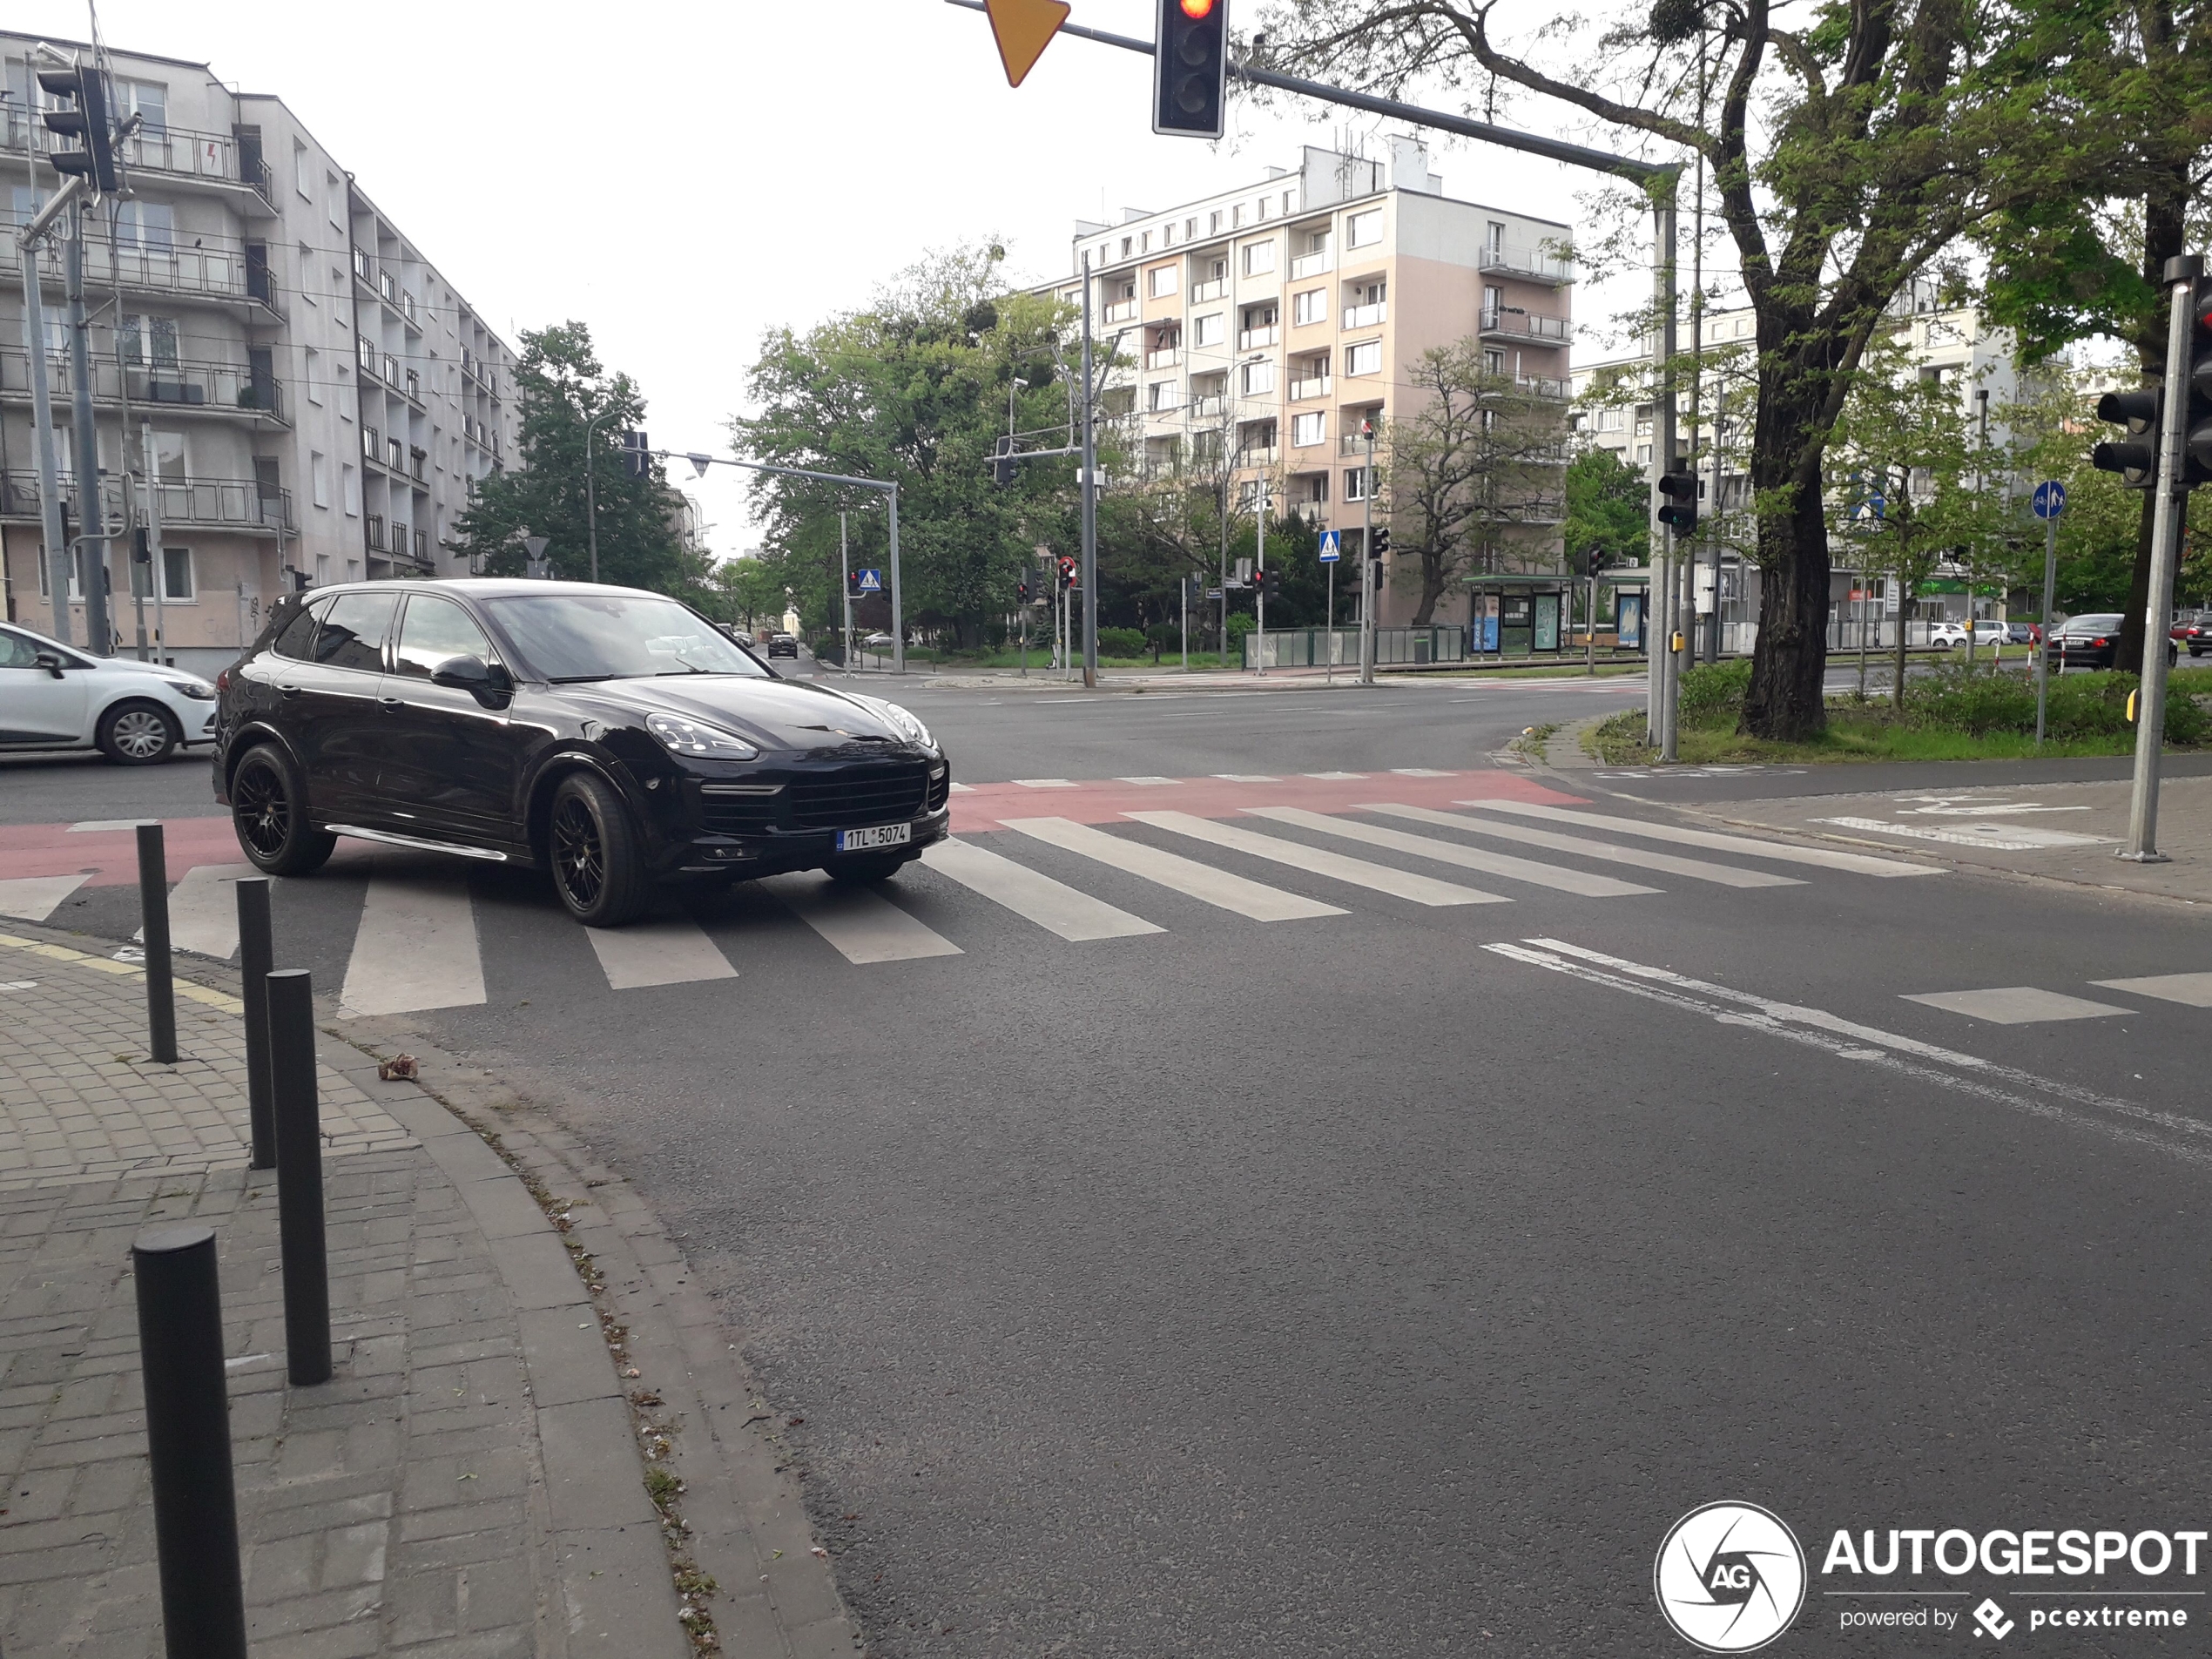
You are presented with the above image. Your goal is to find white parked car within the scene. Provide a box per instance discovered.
[1928,619,2010,648]
[0,620,219,764]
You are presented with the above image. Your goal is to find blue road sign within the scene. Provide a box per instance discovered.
[1318,529,1341,563]
[855,569,884,593]
[2033,480,2067,520]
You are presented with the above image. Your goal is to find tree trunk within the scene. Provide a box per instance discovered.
[1411,556,1445,626]
[1740,386,1834,738]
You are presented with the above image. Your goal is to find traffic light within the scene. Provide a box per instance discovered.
[1015,570,1032,605]
[2185,277,2212,486]
[620,430,651,479]
[1657,470,1699,534]
[37,64,118,196]
[1154,0,1228,139]
[132,527,152,566]
[992,435,1016,487]
[1370,528,1391,559]
[1058,555,1078,591]
[2093,389,2161,489]
[846,570,864,599]
[1261,566,1282,601]
[1585,547,1606,578]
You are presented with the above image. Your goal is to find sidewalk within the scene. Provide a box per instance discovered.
[0,926,846,1658]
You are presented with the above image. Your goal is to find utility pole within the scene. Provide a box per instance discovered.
[839,510,852,672]
[65,202,111,655]
[1254,474,1267,675]
[1217,471,1231,664]
[19,234,71,644]
[1079,249,1099,688]
[1359,421,1377,685]
[583,406,617,584]
[1181,573,1190,671]
[1654,192,1681,761]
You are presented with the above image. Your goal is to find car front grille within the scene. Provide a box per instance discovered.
[787,762,932,831]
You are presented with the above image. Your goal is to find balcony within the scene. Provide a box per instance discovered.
[0,471,293,534]
[1289,375,1332,401]
[1290,250,1333,280]
[1190,280,1226,303]
[1239,446,1280,468]
[1480,307,1572,342]
[1479,244,1576,284]
[1344,301,1387,330]
[1340,431,1385,456]
[1186,395,1226,419]
[1238,327,1279,351]
[1517,375,1571,399]
[1102,300,1138,324]
[3,112,273,206]
[10,234,279,315]
[2,348,285,424]
[1147,347,1183,369]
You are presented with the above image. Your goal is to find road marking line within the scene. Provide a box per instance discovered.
[921,838,1162,941]
[0,873,91,923]
[764,873,964,964]
[998,817,1342,921]
[340,867,488,1015]
[584,917,738,990]
[948,781,976,793]
[1491,939,2212,1168]
[1125,810,1505,907]
[1389,767,1454,777]
[1462,799,1939,876]
[1010,778,1078,789]
[2091,971,2212,1008]
[1367,804,1799,889]
[1815,815,2108,850]
[1901,987,2128,1024]
[137,863,257,959]
[1302,772,1368,780]
[1116,775,1179,785]
[1249,807,1656,897]
[68,819,156,833]
[1212,773,1281,783]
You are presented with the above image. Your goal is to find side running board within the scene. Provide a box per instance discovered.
[323,823,510,862]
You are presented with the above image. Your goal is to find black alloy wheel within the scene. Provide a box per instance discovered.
[547,772,651,927]
[230,744,336,876]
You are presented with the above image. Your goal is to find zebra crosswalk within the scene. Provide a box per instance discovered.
[40,799,1943,1016]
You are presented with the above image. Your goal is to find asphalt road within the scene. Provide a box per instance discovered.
[13,673,2212,1656]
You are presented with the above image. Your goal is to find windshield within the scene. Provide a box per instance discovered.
[481,593,768,682]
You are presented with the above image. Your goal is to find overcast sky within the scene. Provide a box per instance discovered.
[21,0,1669,558]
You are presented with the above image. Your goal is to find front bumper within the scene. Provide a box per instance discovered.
[667,806,951,876]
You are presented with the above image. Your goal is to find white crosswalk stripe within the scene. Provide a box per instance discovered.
[1124,811,1506,907]
[1901,987,2128,1024]
[2092,972,2212,1008]
[1461,799,1937,877]
[340,865,488,1015]
[585,917,738,989]
[1247,806,1656,898]
[921,838,1161,941]
[0,873,89,922]
[1366,804,1801,889]
[764,873,964,964]
[998,816,1343,921]
[140,863,256,959]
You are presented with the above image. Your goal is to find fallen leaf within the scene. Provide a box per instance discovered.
[376,1054,419,1081]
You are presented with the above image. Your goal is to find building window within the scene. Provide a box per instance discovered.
[1292,411,1325,448]
[1209,210,1223,234]
[294,140,312,199]
[1484,348,1507,375]
[1292,288,1327,327]
[326,173,342,228]
[119,313,179,368]
[1192,312,1224,347]
[1243,239,1276,276]
[155,546,192,601]
[115,201,173,253]
[1149,381,1182,412]
[1345,467,1372,502]
[1347,209,1383,248]
[1487,219,1505,252]
[1600,407,1625,431]
[1345,340,1382,377]
[306,347,322,405]
[148,429,186,483]
[1150,264,1179,299]
[1240,361,1275,396]
[1121,236,1133,258]
[116,80,166,139]
[342,462,360,516]
[311,450,328,508]
[314,554,331,587]
[1185,218,1198,239]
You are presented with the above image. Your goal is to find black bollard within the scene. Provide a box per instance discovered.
[234,878,276,1169]
[135,822,178,1064]
[265,968,331,1386]
[132,1224,248,1659]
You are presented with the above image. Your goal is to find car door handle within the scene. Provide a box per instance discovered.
[277,683,301,698]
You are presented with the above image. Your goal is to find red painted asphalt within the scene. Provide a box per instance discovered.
[0,769,1584,887]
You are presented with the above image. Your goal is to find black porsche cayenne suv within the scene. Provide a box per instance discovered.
[211,580,951,926]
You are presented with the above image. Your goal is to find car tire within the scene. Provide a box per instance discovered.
[96,699,179,765]
[826,853,915,884]
[230,743,337,875]
[547,771,651,927]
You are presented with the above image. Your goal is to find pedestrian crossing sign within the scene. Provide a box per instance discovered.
[1318,531,1340,563]
[855,569,884,593]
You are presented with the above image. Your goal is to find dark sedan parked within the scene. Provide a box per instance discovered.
[2179,611,2212,658]
[211,581,950,926]
[2044,612,2177,670]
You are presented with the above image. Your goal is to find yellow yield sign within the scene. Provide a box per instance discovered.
[985,0,1070,86]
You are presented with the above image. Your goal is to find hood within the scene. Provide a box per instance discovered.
[577,674,924,753]
[130,660,212,690]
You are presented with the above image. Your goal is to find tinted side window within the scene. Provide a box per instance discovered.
[312,591,399,671]
[394,596,496,680]
[270,599,327,661]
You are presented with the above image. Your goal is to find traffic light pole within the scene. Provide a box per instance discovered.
[840,511,853,671]
[1254,475,1266,676]
[1653,195,1680,761]
[1080,250,1099,688]
[17,235,73,644]
[2120,255,2200,862]
[1359,428,1376,685]
[64,203,112,656]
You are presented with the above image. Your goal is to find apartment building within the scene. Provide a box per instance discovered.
[1037,139,1574,629]
[2,34,519,673]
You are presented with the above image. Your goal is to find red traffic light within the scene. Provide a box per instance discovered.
[1180,0,1215,14]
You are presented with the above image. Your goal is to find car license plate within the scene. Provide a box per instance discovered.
[837,822,912,853]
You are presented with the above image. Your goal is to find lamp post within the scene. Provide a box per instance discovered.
[582,404,618,584]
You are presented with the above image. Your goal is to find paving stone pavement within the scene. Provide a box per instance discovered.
[0,927,690,1658]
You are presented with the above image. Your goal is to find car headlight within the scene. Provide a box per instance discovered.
[851,694,934,750]
[173,680,216,700]
[645,712,759,759]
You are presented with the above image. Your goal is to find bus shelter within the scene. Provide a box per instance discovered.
[1466,571,1650,657]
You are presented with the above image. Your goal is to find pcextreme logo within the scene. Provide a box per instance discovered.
[1655,1501,1810,1653]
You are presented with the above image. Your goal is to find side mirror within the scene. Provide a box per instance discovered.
[34,650,66,678]
[430,654,509,693]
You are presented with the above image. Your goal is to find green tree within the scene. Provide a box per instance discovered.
[1261,0,2082,737]
[451,322,694,593]
[1562,447,1651,572]
[733,246,1080,648]
[1383,343,1568,624]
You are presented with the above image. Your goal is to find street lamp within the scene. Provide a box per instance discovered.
[582,403,618,584]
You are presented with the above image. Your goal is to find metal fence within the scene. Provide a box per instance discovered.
[1244,625,1468,670]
